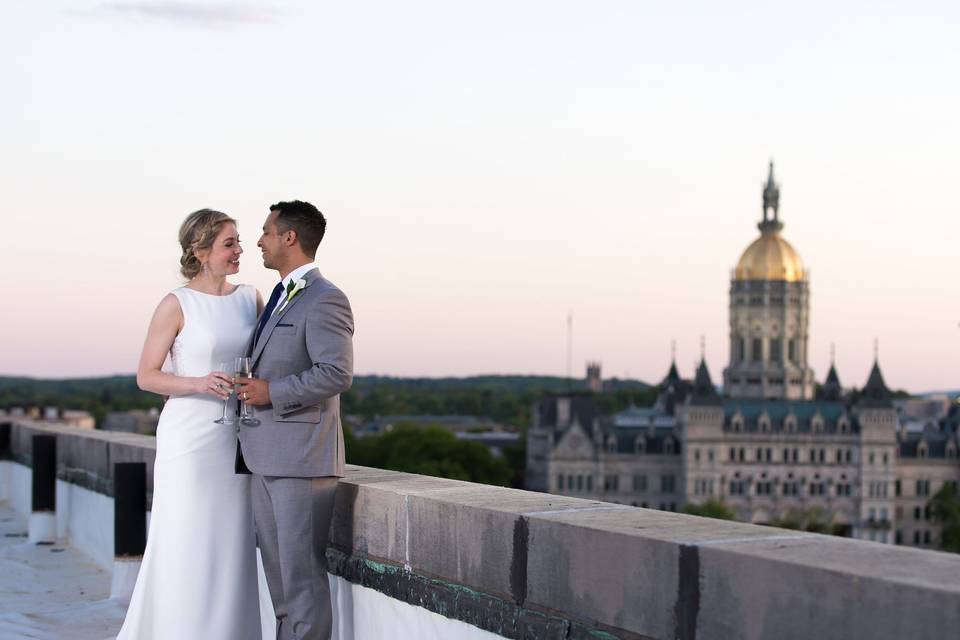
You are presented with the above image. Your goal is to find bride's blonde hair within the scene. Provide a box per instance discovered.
[178,209,236,280]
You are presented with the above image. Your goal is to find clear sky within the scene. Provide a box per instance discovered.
[1,1,958,392]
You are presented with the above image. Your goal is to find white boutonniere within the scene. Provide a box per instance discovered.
[276,278,307,314]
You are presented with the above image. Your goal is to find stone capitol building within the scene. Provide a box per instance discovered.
[526,163,960,549]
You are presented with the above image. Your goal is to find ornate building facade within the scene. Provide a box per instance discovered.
[526,163,960,549]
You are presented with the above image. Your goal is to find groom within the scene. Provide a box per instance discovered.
[235,200,354,640]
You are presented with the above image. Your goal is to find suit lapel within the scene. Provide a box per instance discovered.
[252,268,321,365]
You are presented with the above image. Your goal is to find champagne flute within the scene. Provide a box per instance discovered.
[235,356,260,426]
[213,360,236,425]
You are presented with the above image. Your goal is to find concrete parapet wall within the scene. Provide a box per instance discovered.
[3,419,959,640]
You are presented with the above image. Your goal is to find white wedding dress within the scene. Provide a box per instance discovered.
[118,285,267,639]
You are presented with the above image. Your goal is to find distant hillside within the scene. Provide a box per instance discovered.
[0,373,654,429]
[0,375,162,426]
[351,374,651,392]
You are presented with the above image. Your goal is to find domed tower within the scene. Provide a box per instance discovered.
[723,161,815,400]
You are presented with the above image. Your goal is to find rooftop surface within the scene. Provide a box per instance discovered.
[0,504,125,640]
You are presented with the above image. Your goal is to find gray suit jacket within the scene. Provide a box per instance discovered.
[237,268,354,477]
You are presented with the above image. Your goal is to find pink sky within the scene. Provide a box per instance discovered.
[1,2,958,392]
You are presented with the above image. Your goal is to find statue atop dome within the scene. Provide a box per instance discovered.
[760,160,783,232]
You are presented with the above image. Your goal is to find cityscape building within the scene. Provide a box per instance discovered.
[527,163,960,549]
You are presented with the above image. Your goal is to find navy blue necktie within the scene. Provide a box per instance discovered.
[253,282,285,347]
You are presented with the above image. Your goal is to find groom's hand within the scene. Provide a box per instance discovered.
[235,378,271,406]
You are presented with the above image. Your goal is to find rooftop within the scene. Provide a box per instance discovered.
[3,418,960,640]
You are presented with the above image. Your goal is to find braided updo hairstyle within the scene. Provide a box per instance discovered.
[178,209,236,280]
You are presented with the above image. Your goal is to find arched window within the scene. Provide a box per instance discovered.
[731,413,744,432]
[784,413,797,433]
[812,414,824,433]
[606,436,618,453]
[838,417,850,434]
[758,413,771,433]
[635,435,646,454]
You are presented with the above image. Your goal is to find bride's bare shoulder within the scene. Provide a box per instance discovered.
[153,292,183,319]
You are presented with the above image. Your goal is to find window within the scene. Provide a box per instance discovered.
[770,338,782,363]
[869,452,875,465]
[752,338,763,362]
[783,448,790,463]
[914,531,921,545]
[737,337,746,363]
[793,448,799,463]
[586,475,593,491]
[708,450,714,462]
[914,506,922,521]
[694,449,701,462]
[633,474,647,493]
[661,474,676,493]
[739,447,746,462]
[836,450,843,464]
[785,416,797,433]
[819,449,826,463]
[664,438,675,455]
[576,475,583,491]
[917,479,931,497]
[557,474,564,490]
[895,480,901,497]
[604,475,619,492]
[729,447,736,462]
[788,339,796,363]
[756,447,763,462]
[810,448,817,463]
[845,449,852,463]
[924,531,932,545]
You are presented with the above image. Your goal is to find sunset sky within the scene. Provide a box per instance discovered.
[1,1,958,392]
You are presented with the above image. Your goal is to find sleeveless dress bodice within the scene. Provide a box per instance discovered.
[117,284,270,640]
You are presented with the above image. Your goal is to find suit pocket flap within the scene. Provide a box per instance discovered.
[277,405,322,423]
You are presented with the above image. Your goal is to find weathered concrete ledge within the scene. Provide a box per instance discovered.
[3,419,960,640]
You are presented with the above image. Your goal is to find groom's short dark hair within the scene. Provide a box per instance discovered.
[270,200,327,258]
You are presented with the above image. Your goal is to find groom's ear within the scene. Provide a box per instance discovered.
[282,228,298,247]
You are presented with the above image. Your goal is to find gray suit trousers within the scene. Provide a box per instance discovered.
[252,475,337,640]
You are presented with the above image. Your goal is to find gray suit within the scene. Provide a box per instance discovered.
[237,268,353,640]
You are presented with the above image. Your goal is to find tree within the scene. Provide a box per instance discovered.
[770,507,830,534]
[683,499,735,520]
[345,425,513,487]
[929,482,960,553]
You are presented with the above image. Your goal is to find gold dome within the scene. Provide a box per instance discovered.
[734,231,805,282]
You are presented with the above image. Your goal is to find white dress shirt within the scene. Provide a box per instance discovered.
[272,262,318,316]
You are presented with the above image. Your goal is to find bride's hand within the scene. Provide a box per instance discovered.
[196,372,233,400]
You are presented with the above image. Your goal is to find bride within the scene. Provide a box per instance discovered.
[117,209,266,639]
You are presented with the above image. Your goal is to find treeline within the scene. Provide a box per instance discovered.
[0,374,657,430]
[344,424,520,487]
[0,375,163,427]
[342,376,656,428]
